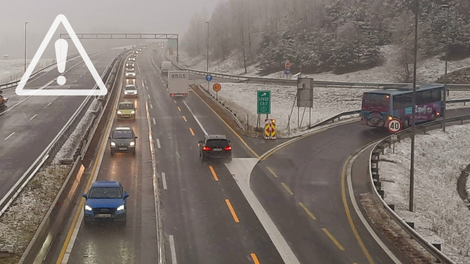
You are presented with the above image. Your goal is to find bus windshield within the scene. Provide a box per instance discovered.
[362,93,390,112]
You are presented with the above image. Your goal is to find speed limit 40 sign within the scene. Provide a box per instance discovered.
[387,118,402,133]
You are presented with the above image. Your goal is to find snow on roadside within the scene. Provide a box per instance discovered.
[52,98,102,164]
[0,59,54,84]
[379,125,470,263]
[0,165,70,257]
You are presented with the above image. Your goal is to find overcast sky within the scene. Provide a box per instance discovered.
[0,0,220,58]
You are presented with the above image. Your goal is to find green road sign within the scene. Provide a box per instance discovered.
[257,90,271,114]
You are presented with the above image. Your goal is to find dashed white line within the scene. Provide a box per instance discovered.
[152,118,156,125]
[46,102,53,107]
[30,114,37,120]
[150,104,153,109]
[169,235,177,264]
[156,138,161,148]
[146,86,148,90]
[4,132,15,141]
[148,94,151,99]
[162,172,167,190]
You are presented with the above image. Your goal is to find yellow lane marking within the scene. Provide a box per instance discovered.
[177,106,181,112]
[225,199,240,223]
[322,228,345,251]
[191,86,260,159]
[261,128,327,161]
[266,166,278,178]
[299,202,316,220]
[281,183,294,196]
[189,128,195,136]
[56,97,115,263]
[183,116,187,122]
[342,155,374,263]
[209,165,219,181]
[250,253,260,264]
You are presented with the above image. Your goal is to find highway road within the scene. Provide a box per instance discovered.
[0,49,120,206]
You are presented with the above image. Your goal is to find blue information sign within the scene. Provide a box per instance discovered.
[284,69,290,75]
[206,75,213,82]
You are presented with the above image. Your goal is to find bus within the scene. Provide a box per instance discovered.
[361,84,445,128]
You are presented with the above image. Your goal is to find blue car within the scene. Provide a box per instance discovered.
[82,180,129,225]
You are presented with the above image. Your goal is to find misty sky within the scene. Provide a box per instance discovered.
[0,0,220,59]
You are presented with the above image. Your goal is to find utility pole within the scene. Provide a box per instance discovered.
[442,4,451,132]
[409,0,419,212]
[206,21,210,91]
[24,21,28,73]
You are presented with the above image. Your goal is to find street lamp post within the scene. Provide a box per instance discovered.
[24,21,28,73]
[409,0,419,212]
[442,4,451,132]
[206,21,209,91]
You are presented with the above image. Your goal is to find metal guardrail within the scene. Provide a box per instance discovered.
[0,51,99,90]
[165,54,470,90]
[368,116,470,264]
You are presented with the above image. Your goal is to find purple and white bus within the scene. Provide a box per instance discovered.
[361,85,445,128]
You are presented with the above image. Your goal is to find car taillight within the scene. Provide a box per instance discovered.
[224,146,232,151]
[202,146,211,151]
[436,112,440,116]
[170,93,174,96]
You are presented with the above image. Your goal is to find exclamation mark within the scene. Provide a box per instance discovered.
[55,39,68,85]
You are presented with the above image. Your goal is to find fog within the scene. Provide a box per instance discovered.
[0,0,219,59]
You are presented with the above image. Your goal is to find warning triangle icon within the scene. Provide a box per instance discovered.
[16,14,107,96]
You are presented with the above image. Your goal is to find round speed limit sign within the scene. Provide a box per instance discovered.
[387,118,402,133]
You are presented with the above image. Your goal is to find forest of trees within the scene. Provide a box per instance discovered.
[183,0,470,79]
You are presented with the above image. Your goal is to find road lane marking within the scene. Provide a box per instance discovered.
[182,116,187,122]
[156,138,161,148]
[150,103,153,109]
[4,132,15,141]
[46,102,53,107]
[225,199,240,223]
[182,100,208,136]
[281,183,294,196]
[162,172,167,190]
[146,86,148,90]
[299,202,316,220]
[189,128,195,136]
[250,253,260,264]
[189,88,259,158]
[169,235,177,264]
[209,166,219,181]
[174,100,176,103]
[0,80,55,116]
[267,167,278,178]
[152,118,156,125]
[345,146,401,263]
[30,114,37,120]
[322,228,345,251]
[177,106,181,112]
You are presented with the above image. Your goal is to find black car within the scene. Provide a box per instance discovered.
[198,135,232,162]
[109,127,137,156]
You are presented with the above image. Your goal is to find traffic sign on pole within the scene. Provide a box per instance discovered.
[387,118,402,133]
[285,60,291,69]
[257,90,271,114]
[284,69,290,75]
[205,74,213,82]
[213,83,221,92]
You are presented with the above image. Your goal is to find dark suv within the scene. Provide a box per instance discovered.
[198,135,232,162]
[109,127,137,156]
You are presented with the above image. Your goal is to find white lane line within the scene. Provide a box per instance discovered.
[169,235,177,264]
[46,102,53,107]
[156,138,161,149]
[182,100,208,136]
[74,80,77,83]
[152,118,156,125]
[150,104,153,109]
[162,172,167,190]
[4,132,15,141]
[347,147,401,263]
[0,80,54,115]
[148,94,151,99]
[146,86,148,90]
[30,114,37,120]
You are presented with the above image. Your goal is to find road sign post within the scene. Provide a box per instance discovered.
[213,83,221,100]
[257,90,271,115]
[391,134,398,153]
[205,74,213,92]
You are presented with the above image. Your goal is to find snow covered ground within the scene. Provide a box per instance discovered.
[379,124,470,264]
[0,59,55,84]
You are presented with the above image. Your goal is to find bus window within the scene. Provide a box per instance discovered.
[393,93,412,109]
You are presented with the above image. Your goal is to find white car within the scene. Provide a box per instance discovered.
[124,84,138,97]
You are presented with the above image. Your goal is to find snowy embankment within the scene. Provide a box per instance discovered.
[52,98,102,164]
[379,125,470,264]
[0,59,54,84]
[179,46,470,137]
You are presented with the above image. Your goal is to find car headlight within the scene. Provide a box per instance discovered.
[85,205,92,211]
[130,141,135,146]
[117,205,125,211]
[134,91,137,94]
[131,110,135,114]
[111,142,116,146]
[117,111,122,114]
